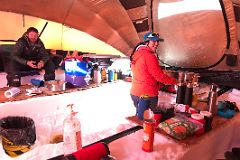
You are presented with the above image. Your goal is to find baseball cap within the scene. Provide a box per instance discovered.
[143,32,164,42]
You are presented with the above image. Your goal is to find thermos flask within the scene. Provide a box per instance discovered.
[208,84,218,116]
[176,72,186,104]
[184,82,193,106]
[176,82,186,104]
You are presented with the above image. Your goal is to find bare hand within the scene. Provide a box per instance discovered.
[27,60,38,68]
[37,60,44,69]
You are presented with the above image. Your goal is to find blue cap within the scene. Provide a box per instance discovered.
[143,32,164,42]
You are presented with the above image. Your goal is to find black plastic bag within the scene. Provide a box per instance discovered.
[0,116,36,157]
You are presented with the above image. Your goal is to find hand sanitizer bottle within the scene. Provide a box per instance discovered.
[63,104,82,155]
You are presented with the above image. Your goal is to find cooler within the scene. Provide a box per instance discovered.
[64,60,89,87]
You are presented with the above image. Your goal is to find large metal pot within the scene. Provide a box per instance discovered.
[45,80,66,92]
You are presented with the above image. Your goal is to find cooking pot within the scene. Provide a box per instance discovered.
[46,80,66,92]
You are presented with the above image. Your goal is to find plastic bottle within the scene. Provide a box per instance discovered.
[93,68,102,84]
[108,69,114,82]
[63,104,82,156]
[114,70,118,81]
[117,70,123,80]
[101,68,107,82]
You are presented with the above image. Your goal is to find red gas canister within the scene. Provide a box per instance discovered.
[142,119,154,152]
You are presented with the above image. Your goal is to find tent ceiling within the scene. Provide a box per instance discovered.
[0,0,239,70]
[0,0,140,56]
[233,0,240,5]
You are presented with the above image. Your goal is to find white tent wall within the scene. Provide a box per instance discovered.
[233,0,240,5]
[233,1,240,44]
[152,0,239,70]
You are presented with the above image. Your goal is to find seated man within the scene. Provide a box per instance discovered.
[7,27,55,85]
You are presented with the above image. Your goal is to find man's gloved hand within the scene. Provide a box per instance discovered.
[27,60,38,69]
[37,60,44,69]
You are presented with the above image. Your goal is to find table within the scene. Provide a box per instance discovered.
[0,82,239,160]
[0,81,137,160]
[121,114,240,160]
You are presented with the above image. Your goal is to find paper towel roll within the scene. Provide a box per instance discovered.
[4,87,21,98]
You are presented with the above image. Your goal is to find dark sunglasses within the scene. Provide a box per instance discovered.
[151,33,159,37]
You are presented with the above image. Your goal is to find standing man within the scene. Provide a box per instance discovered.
[130,32,177,114]
[7,27,55,85]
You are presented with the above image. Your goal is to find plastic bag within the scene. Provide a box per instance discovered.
[0,116,36,157]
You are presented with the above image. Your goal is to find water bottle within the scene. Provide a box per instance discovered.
[108,69,114,82]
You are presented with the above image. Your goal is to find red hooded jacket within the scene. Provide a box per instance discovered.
[130,45,177,97]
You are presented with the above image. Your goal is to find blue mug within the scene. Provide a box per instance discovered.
[31,79,44,87]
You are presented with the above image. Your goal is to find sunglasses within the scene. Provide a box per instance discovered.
[147,33,159,38]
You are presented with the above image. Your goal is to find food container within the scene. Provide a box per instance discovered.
[191,113,205,124]
[46,80,66,92]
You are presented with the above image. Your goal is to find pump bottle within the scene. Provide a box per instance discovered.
[63,104,82,155]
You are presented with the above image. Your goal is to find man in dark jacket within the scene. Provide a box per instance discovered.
[7,27,55,83]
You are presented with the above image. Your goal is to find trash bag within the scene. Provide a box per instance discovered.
[0,116,36,157]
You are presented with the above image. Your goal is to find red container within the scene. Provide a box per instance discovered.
[153,113,162,127]
[72,142,109,160]
[142,120,154,152]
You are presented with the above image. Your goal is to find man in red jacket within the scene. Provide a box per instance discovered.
[130,32,177,117]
